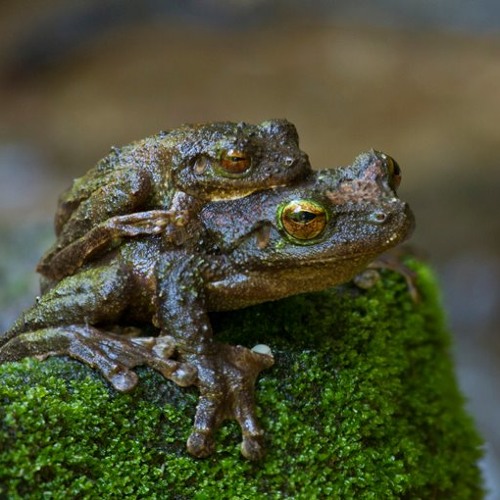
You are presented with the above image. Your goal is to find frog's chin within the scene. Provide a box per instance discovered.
[206,253,375,311]
[207,225,417,310]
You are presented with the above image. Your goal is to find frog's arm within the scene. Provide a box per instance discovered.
[155,253,274,460]
[37,210,186,281]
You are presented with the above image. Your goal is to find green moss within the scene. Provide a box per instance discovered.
[0,260,483,498]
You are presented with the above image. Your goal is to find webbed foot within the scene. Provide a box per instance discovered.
[0,326,197,392]
[185,343,274,460]
[354,248,419,301]
[1,326,274,459]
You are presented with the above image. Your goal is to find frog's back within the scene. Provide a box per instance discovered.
[54,133,175,236]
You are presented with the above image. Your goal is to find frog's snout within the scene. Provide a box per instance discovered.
[366,200,415,245]
[367,210,390,224]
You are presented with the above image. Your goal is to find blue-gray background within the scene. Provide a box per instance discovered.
[0,1,498,495]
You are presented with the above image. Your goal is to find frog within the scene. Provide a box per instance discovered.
[0,148,414,461]
[37,119,312,284]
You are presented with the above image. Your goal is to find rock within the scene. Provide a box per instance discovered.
[0,259,483,498]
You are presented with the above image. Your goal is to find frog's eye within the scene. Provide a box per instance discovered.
[279,199,328,242]
[219,149,252,176]
[381,153,401,190]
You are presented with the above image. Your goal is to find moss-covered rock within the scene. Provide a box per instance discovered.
[0,260,483,498]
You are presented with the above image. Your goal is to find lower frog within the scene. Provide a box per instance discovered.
[0,150,414,460]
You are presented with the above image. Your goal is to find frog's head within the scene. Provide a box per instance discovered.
[201,151,415,303]
[166,119,312,199]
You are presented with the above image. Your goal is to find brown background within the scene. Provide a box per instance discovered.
[0,1,498,494]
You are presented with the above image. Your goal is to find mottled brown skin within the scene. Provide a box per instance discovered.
[38,119,311,284]
[0,135,414,460]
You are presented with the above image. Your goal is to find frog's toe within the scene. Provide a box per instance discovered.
[241,434,265,461]
[232,376,267,460]
[353,268,381,290]
[108,368,139,392]
[188,385,224,457]
[130,334,176,358]
[187,430,216,458]
[365,249,420,301]
[0,326,142,392]
[169,363,197,387]
[125,335,198,386]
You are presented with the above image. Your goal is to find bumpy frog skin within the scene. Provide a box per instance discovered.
[38,119,311,283]
[0,124,414,460]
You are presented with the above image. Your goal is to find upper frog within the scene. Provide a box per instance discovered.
[38,119,312,281]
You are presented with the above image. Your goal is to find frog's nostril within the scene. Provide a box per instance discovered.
[284,157,295,167]
[368,211,388,224]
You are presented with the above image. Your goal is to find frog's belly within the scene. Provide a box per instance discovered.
[206,255,374,311]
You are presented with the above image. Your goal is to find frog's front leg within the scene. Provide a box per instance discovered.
[187,344,274,460]
[38,210,188,281]
[156,255,274,460]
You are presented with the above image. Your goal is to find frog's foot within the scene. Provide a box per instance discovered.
[185,343,274,461]
[354,248,419,301]
[0,326,197,392]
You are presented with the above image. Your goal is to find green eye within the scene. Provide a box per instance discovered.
[279,199,328,242]
[219,149,252,175]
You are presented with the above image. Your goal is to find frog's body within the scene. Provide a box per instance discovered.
[0,121,414,460]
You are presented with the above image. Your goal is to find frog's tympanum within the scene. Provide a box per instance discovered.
[0,120,414,461]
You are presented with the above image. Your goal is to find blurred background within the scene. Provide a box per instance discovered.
[0,0,498,494]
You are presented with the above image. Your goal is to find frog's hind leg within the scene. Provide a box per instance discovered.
[4,262,129,341]
[55,166,151,238]
[1,262,197,391]
[0,325,196,392]
[56,169,151,243]
[39,168,152,278]
[0,262,127,381]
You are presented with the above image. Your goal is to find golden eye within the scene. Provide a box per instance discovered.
[219,149,251,175]
[279,199,328,242]
[381,153,401,190]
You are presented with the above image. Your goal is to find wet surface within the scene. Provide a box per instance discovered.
[0,1,499,495]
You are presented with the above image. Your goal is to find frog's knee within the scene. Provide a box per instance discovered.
[20,263,128,331]
[45,262,125,299]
